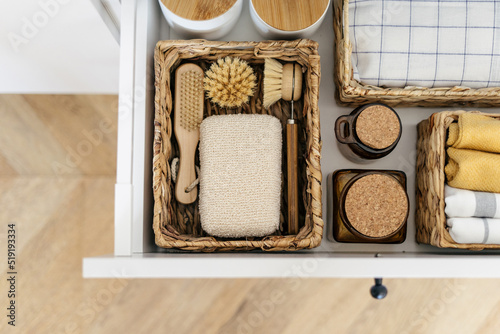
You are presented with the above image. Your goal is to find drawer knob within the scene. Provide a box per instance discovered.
[370,278,387,299]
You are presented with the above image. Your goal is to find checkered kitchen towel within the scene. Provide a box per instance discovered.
[349,0,500,88]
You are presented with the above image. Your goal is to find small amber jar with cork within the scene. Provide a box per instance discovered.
[335,103,402,162]
[332,170,409,243]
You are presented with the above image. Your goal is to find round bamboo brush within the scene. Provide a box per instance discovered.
[204,56,256,108]
[263,58,303,235]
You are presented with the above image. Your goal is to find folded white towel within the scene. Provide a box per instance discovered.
[445,185,500,219]
[349,0,500,88]
[198,114,282,238]
[448,218,500,244]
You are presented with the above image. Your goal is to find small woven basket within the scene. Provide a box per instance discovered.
[153,39,323,252]
[416,110,500,250]
[333,0,500,107]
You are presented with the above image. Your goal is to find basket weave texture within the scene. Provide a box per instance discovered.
[153,39,323,251]
[416,110,500,250]
[333,0,500,107]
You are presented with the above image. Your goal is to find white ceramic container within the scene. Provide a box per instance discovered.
[249,0,330,39]
[158,0,243,40]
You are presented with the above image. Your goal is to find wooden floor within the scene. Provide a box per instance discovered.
[1,94,500,334]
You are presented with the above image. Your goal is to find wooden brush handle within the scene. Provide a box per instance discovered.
[174,63,204,205]
[175,143,198,204]
[287,121,300,235]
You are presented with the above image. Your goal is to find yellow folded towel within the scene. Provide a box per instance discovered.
[445,148,500,193]
[447,113,500,153]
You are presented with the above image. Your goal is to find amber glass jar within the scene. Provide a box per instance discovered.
[335,103,402,163]
[332,170,409,243]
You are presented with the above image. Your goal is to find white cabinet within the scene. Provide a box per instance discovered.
[83,0,500,278]
[0,0,119,94]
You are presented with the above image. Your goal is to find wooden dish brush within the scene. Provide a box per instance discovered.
[264,58,303,235]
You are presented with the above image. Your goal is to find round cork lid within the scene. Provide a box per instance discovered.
[344,174,408,238]
[251,0,330,31]
[355,105,401,150]
[161,0,237,21]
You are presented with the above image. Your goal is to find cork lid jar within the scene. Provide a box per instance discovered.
[335,103,402,162]
[249,0,331,39]
[159,0,243,39]
[339,171,409,242]
[355,105,400,150]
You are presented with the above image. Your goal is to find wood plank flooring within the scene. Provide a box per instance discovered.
[0,94,499,334]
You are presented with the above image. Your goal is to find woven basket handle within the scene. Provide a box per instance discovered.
[335,115,356,144]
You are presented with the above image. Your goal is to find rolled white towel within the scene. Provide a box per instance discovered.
[445,185,500,219]
[448,218,500,244]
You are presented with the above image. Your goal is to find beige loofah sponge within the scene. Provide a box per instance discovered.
[203,57,257,108]
[199,114,282,238]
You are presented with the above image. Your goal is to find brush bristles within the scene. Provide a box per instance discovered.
[180,70,204,131]
[263,58,284,109]
[203,57,256,108]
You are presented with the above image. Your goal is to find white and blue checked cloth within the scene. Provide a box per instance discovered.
[349,0,500,88]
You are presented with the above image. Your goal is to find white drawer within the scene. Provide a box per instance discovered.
[83,0,500,278]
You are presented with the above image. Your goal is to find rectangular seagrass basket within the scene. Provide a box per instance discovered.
[152,39,323,252]
[416,110,500,250]
[333,0,500,107]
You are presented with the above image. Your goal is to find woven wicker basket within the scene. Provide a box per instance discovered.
[416,110,500,250]
[152,39,323,252]
[333,0,500,107]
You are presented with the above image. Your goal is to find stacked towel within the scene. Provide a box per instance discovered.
[445,186,500,219]
[447,113,500,153]
[445,148,500,193]
[444,113,500,244]
[445,182,500,245]
[448,218,500,245]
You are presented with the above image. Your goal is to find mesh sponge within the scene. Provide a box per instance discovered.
[199,114,282,238]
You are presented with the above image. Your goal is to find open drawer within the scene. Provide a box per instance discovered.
[83,0,500,278]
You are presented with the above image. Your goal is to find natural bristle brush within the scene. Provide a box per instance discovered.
[204,56,257,108]
[264,58,303,235]
[174,63,204,204]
